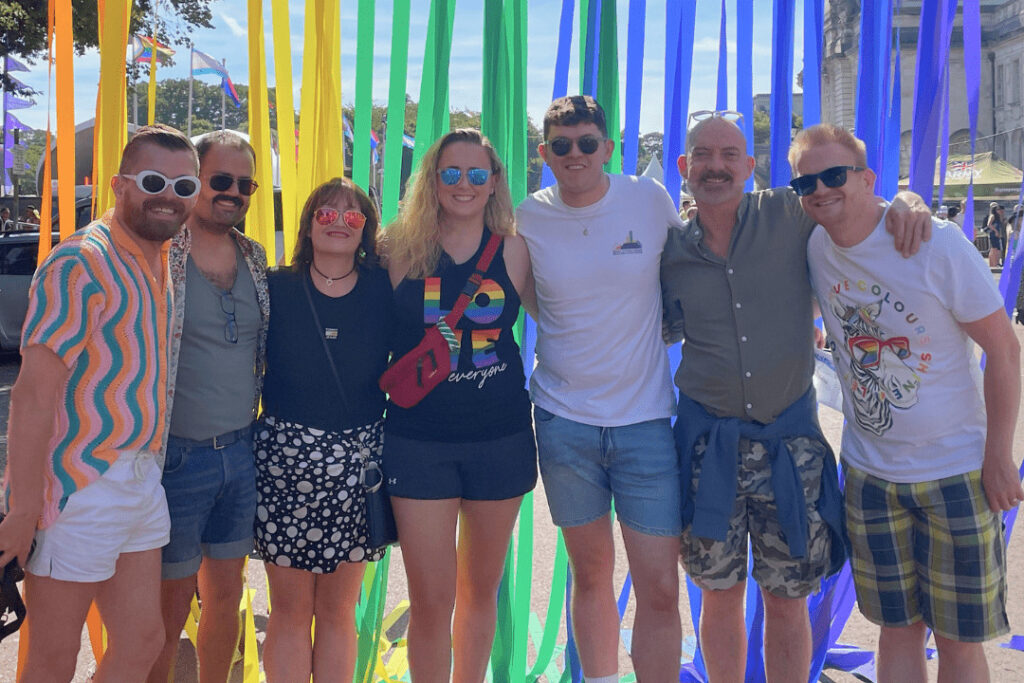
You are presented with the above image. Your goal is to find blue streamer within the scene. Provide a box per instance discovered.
[662,1,697,208]
[582,0,602,97]
[769,0,796,188]
[736,0,754,192]
[908,0,957,203]
[938,66,951,204]
[854,0,887,176]
[880,25,901,198]
[622,0,646,175]
[963,0,982,239]
[541,0,575,190]
[801,0,823,128]
[716,0,728,111]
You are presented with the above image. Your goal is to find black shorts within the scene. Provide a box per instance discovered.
[382,429,537,501]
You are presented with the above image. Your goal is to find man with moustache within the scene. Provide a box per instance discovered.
[148,131,269,683]
[793,124,1020,683]
[0,124,199,682]
[660,113,930,682]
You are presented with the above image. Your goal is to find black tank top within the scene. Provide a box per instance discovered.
[386,228,532,442]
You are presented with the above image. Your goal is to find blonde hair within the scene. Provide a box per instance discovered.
[383,129,515,279]
[788,123,868,172]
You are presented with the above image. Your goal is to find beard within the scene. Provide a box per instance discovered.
[119,196,189,243]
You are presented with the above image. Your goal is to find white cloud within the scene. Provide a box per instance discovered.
[220,11,248,38]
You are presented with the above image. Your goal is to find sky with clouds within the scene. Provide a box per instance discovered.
[10,0,804,135]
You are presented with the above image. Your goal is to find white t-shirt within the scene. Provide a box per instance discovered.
[808,210,1003,482]
[516,174,682,426]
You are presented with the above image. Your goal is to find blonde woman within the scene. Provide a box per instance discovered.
[382,129,537,682]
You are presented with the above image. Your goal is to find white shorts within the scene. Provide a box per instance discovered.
[26,451,169,583]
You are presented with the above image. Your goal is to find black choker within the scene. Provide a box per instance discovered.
[311,260,356,286]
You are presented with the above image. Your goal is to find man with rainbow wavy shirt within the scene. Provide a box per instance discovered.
[0,124,199,682]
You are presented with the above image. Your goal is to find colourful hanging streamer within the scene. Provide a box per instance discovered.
[246,0,276,258]
[736,0,754,192]
[270,0,299,262]
[769,0,796,189]
[662,0,696,208]
[621,0,645,176]
[411,0,456,173]
[380,0,411,225]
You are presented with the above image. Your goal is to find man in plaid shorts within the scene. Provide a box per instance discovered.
[793,123,1022,682]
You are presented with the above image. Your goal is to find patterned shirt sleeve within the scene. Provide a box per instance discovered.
[22,249,103,368]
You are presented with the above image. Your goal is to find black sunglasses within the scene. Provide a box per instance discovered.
[220,291,238,344]
[789,165,866,197]
[546,134,604,157]
[208,173,259,196]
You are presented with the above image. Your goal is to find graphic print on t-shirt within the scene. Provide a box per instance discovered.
[826,290,921,436]
[612,230,643,255]
[423,276,507,384]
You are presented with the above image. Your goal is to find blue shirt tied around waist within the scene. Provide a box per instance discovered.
[675,386,848,578]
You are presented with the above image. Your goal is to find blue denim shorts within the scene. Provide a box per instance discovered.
[533,406,682,536]
[161,427,257,580]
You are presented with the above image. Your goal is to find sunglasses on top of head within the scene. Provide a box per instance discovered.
[313,207,367,230]
[437,167,492,186]
[545,134,604,157]
[121,170,201,199]
[207,173,259,196]
[789,165,866,197]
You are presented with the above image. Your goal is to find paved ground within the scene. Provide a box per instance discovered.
[1,301,1024,681]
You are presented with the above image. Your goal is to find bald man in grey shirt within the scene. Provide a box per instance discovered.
[660,113,930,683]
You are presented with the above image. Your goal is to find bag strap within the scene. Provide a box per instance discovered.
[301,270,351,413]
[440,232,502,330]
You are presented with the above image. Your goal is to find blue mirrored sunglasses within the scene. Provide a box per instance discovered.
[438,167,492,186]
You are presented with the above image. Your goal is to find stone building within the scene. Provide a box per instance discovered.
[819,0,1024,176]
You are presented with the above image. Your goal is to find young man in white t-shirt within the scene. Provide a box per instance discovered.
[791,123,1022,683]
[515,95,684,682]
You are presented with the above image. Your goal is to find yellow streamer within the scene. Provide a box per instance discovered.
[296,0,344,205]
[55,0,75,241]
[270,0,299,264]
[246,0,276,257]
[93,0,132,214]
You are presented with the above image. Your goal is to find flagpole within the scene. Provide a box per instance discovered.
[2,56,8,197]
[187,47,194,137]
[221,58,227,130]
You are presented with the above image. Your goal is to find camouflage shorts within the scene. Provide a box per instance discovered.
[680,436,832,598]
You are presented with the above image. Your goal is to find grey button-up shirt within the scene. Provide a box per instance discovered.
[661,188,817,424]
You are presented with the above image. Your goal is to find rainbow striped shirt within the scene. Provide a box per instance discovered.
[22,210,172,528]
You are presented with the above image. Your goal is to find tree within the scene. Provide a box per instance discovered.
[127,77,276,134]
[1,0,214,94]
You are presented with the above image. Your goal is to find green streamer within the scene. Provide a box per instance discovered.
[381,0,411,224]
[510,491,534,681]
[525,531,569,681]
[352,0,375,192]
[489,547,515,683]
[355,551,392,683]
[411,0,457,173]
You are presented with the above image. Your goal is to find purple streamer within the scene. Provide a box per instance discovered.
[736,0,754,192]
[622,0,646,175]
[769,0,796,188]
[716,0,728,112]
[801,0,823,128]
[662,1,696,208]
[1001,635,1024,652]
[540,0,575,190]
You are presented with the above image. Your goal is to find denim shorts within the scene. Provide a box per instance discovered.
[533,406,681,536]
[161,427,257,580]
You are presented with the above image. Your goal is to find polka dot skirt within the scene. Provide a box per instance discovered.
[253,416,385,572]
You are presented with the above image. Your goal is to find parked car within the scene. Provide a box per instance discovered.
[0,230,61,352]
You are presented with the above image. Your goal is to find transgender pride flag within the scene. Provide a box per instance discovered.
[192,49,241,107]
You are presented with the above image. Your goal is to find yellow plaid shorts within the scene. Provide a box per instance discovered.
[844,463,1009,642]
